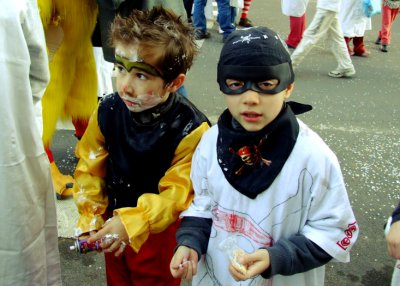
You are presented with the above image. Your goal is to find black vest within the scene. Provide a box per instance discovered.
[98,92,209,211]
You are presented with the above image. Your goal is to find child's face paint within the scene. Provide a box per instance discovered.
[114,43,169,112]
[115,47,142,62]
[120,90,164,112]
[115,55,162,77]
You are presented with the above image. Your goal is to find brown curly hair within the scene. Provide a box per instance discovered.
[110,6,198,83]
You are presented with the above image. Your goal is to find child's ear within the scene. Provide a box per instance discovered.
[284,83,295,99]
[166,74,186,92]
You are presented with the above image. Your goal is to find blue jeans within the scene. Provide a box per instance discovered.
[193,0,235,39]
[217,7,237,29]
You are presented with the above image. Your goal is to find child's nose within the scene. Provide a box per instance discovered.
[242,90,260,104]
[121,83,133,95]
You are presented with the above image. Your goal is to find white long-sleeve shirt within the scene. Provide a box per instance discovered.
[181,119,358,286]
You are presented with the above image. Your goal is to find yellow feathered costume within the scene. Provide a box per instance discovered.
[38,0,99,198]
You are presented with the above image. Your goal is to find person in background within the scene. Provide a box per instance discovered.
[291,0,356,78]
[218,2,238,35]
[73,7,210,286]
[0,0,62,285]
[339,0,372,57]
[238,0,254,27]
[170,26,358,286]
[375,0,400,52]
[184,0,194,22]
[192,0,236,41]
[281,0,309,49]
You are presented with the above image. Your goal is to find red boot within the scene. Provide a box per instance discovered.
[353,36,369,57]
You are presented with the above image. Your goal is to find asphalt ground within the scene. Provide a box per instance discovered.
[54,1,400,285]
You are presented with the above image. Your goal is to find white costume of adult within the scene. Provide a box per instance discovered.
[291,0,355,75]
[182,120,358,286]
[339,0,372,38]
[281,0,309,17]
[0,0,62,285]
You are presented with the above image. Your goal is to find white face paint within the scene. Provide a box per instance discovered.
[120,91,164,112]
[115,47,143,62]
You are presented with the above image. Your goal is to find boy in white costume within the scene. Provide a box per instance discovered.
[0,0,62,285]
[170,27,358,285]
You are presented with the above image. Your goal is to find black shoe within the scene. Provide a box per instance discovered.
[375,37,381,45]
[286,43,296,49]
[194,30,211,40]
[381,44,388,52]
[238,18,253,27]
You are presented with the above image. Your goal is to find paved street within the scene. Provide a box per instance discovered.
[53,1,400,285]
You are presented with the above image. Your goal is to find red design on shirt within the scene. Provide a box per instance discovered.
[336,221,357,251]
[212,206,273,247]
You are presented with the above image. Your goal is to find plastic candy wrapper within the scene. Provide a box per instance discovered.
[218,236,247,275]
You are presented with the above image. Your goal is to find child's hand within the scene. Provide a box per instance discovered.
[170,246,199,280]
[387,220,400,259]
[87,215,129,257]
[229,249,270,281]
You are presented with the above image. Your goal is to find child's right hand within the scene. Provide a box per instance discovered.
[387,220,400,259]
[170,245,199,280]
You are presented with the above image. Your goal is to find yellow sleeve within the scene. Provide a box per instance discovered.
[73,107,109,234]
[114,122,210,252]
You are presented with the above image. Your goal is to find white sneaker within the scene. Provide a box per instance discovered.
[328,68,356,78]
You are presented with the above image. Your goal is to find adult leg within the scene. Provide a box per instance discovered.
[344,36,353,55]
[230,6,237,26]
[291,8,335,67]
[286,14,306,48]
[192,0,209,37]
[238,0,253,27]
[379,5,394,48]
[353,36,369,56]
[327,14,355,75]
[216,0,236,40]
[384,7,399,45]
[183,0,195,22]
[217,5,237,31]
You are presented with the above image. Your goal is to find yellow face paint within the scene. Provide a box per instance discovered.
[115,55,162,77]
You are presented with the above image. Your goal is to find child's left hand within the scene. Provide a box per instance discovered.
[87,215,129,257]
[229,249,270,281]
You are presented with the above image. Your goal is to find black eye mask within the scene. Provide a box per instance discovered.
[217,62,294,95]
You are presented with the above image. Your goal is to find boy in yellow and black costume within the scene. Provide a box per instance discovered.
[73,7,210,286]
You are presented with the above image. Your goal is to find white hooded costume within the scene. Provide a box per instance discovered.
[0,0,62,285]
